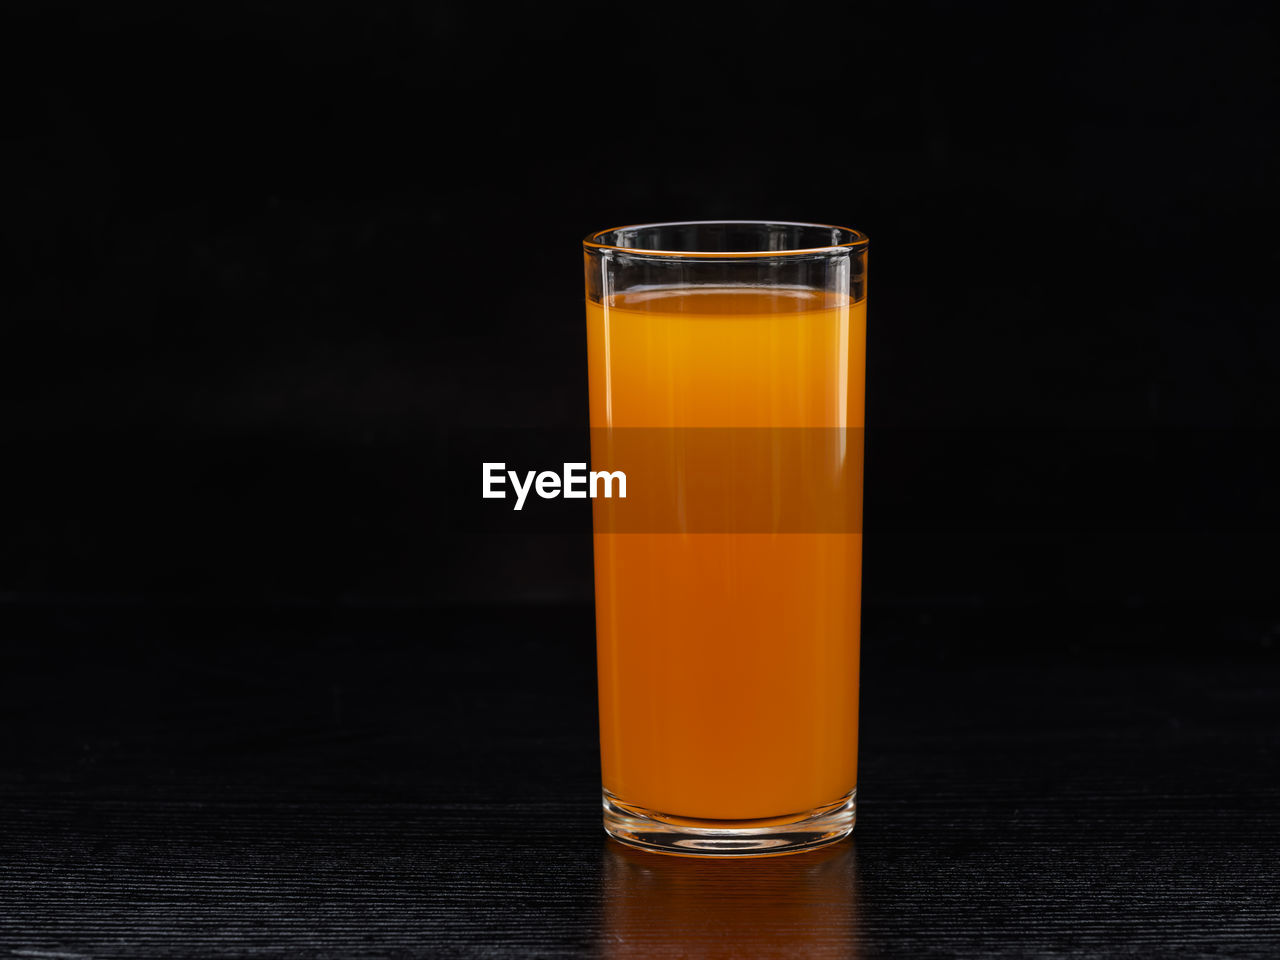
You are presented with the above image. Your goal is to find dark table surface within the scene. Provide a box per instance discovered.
[2,601,1277,958]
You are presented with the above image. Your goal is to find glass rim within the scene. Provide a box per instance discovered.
[583,220,869,259]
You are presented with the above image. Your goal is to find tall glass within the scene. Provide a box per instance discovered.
[584,222,868,856]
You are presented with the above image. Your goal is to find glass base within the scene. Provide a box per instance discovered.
[602,789,855,858]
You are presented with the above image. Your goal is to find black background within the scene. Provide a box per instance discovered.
[3,3,1279,957]
[6,0,1277,613]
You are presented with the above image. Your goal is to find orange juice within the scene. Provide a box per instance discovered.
[587,286,865,821]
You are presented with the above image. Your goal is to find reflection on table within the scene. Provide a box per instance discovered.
[599,837,861,959]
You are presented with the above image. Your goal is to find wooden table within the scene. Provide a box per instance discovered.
[2,603,1277,957]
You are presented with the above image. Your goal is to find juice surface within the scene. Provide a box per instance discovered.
[587,286,865,820]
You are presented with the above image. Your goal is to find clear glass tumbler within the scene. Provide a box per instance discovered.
[584,222,868,856]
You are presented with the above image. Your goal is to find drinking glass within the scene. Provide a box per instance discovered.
[584,221,868,856]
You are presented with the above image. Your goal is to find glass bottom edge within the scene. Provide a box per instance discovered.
[602,789,855,858]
